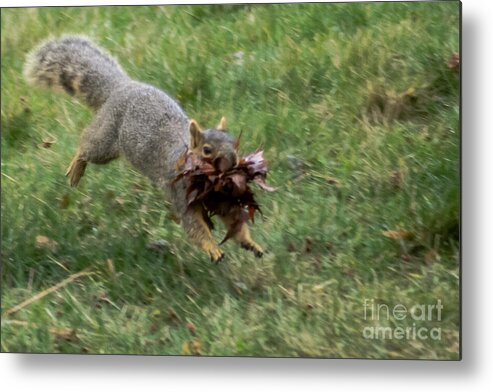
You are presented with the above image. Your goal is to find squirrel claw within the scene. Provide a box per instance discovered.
[241,242,264,258]
[210,249,225,264]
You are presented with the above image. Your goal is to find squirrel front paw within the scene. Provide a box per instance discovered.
[201,240,224,263]
[210,247,225,264]
[241,241,264,258]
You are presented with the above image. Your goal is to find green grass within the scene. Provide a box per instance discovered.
[1,3,460,359]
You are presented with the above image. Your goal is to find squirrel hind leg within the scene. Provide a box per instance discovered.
[66,151,87,187]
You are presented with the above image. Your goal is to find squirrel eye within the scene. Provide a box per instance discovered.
[202,145,213,156]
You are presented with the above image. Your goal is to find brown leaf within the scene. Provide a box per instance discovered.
[173,148,275,243]
[186,322,196,334]
[447,53,460,73]
[168,307,180,323]
[400,254,411,262]
[51,327,77,342]
[40,140,55,148]
[382,230,413,240]
[229,173,247,195]
[248,205,256,222]
[181,340,202,355]
[242,150,268,177]
[424,250,440,265]
[287,242,297,253]
[191,339,202,355]
[59,193,70,209]
[181,341,191,355]
[390,170,403,189]
[35,235,58,250]
[187,188,199,206]
[325,176,341,187]
[304,237,313,253]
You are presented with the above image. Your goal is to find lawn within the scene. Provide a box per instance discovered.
[1,2,460,359]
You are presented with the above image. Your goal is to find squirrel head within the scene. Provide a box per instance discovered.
[189,117,238,172]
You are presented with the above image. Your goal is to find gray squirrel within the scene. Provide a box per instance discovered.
[24,35,264,262]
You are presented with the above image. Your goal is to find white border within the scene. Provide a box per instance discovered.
[2,0,492,390]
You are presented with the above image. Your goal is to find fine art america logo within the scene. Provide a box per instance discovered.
[363,299,443,341]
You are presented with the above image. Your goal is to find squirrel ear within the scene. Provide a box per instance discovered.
[189,119,203,148]
[217,116,227,131]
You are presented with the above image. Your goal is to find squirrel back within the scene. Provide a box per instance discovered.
[24,35,130,110]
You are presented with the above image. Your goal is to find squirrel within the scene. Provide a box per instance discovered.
[24,35,264,263]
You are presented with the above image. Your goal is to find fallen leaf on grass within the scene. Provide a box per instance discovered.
[191,340,202,355]
[51,327,78,341]
[382,230,413,240]
[287,242,297,253]
[424,249,441,265]
[35,235,58,251]
[59,193,70,209]
[182,341,191,355]
[181,340,202,355]
[168,307,180,323]
[327,178,341,187]
[40,139,56,148]
[186,322,196,334]
[390,170,403,189]
[304,237,313,253]
[448,53,460,73]
[400,254,411,262]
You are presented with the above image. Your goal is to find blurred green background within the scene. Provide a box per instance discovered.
[1,2,460,358]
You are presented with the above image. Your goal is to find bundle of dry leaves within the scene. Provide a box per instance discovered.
[174,149,276,244]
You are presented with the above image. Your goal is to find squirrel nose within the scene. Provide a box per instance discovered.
[214,152,237,172]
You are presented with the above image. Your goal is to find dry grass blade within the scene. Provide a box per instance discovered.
[2,320,78,341]
[3,268,94,317]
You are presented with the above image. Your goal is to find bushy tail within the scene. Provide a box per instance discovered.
[24,35,130,110]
